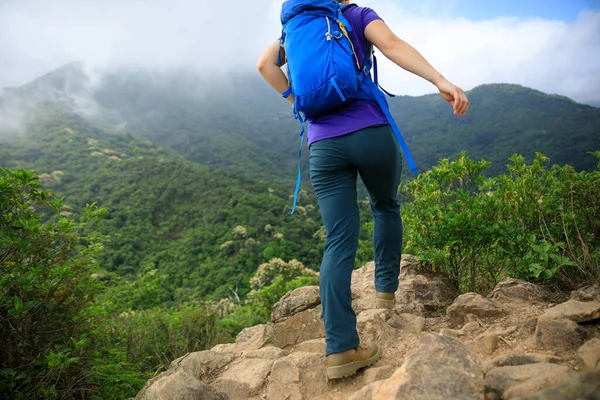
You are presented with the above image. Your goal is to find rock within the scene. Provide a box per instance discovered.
[242,346,287,360]
[578,337,600,369]
[400,254,421,276]
[356,309,398,347]
[468,324,515,357]
[440,321,481,338]
[570,284,600,303]
[235,324,269,344]
[266,352,328,400]
[171,351,235,383]
[212,358,274,399]
[351,261,458,315]
[522,318,538,335]
[482,353,562,374]
[540,300,600,323]
[447,293,508,327]
[210,379,247,400]
[484,363,570,396]
[362,365,396,385]
[488,278,544,302]
[135,368,229,400]
[292,338,326,354]
[212,324,273,355]
[272,305,324,349]
[396,274,460,315]
[272,286,321,323]
[469,333,500,356]
[388,313,426,333]
[502,367,572,399]
[534,317,587,352]
[351,261,378,312]
[353,334,483,400]
[511,369,600,400]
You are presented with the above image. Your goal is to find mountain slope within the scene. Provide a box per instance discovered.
[3,65,598,184]
[90,70,600,178]
[0,111,324,301]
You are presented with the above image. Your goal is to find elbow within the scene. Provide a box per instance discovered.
[256,59,266,73]
[256,58,271,76]
[378,35,403,57]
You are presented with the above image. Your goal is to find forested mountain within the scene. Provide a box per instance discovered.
[0,111,326,303]
[2,63,598,185]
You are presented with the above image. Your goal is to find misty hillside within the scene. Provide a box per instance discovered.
[2,63,599,184]
[0,110,326,301]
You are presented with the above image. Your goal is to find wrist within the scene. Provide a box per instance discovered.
[431,73,445,87]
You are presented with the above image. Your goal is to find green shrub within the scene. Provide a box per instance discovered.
[400,152,600,292]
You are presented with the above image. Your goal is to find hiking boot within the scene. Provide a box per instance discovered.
[376,292,395,309]
[326,343,381,380]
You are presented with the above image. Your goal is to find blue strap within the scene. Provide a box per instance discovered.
[291,120,306,214]
[278,36,284,65]
[363,78,418,175]
[373,54,396,98]
[330,77,346,102]
[282,87,293,98]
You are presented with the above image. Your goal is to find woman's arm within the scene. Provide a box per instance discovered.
[365,20,469,116]
[257,41,295,106]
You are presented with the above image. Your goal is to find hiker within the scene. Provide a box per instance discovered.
[257,0,469,380]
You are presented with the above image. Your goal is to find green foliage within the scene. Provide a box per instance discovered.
[401,152,600,292]
[0,113,324,305]
[0,168,146,399]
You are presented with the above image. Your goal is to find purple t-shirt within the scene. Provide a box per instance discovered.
[307,6,389,147]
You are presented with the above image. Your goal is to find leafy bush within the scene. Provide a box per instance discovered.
[401,152,600,292]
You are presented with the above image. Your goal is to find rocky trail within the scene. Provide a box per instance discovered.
[135,256,600,400]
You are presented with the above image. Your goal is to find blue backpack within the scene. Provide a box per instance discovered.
[280,0,418,213]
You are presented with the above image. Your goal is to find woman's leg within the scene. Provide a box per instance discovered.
[350,126,403,294]
[310,137,360,356]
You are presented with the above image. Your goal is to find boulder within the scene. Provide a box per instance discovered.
[135,368,229,400]
[488,278,544,302]
[511,369,600,400]
[211,324,273,355]
[578,337,600,370]
[482,353,562,374]
[171,351,235,383]
[400,254,421,276]
[534,316,587,352]
[351,334,483,400]
[440,321,481,338]
[388,313,426,333]
[484,363,570,396]
[212,358,274,400]
[502,368,572,399]
[351,258,458,315]
[570,284,600,303]
[272,305,324,349]
[447,293,508,327]
[356,309,398,347]
[540,300,600,323]
[266,352,328,400]
[292,338,326,354]
[396,274,459,315]
[272,286,321,323]
[362,365,396,385]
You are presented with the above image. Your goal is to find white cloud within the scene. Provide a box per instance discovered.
[360,0,600,104]
[0,0,599,104]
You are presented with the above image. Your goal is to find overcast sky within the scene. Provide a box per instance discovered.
[1,0,599,105]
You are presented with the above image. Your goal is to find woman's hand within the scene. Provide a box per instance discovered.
[434,77,469,116]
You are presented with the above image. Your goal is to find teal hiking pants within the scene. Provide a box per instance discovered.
[309,125,403,356]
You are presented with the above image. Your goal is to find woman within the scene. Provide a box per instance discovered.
[257,0,469,380]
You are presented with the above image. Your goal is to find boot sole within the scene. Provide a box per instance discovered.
[375,298,395,309]
[326,346,382,380]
